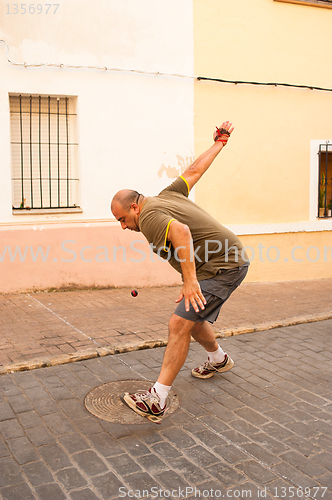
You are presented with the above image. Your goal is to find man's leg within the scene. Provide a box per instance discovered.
[191,320,234,379]
[191,320,219,352]
[157,313,195,386]
[121,313,195,423]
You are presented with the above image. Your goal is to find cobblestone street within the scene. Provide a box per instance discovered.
[0,319,331,499]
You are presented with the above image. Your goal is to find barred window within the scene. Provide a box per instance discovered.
[318,143,332,218]
[10,95,79,212]
[274,0,332,8]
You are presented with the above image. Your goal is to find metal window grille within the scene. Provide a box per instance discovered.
[318,143,332,218]
[10,95,79,210]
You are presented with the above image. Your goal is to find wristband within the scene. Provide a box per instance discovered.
[215,127,230,137]
[214,126,230,145]
[215,137,228,145]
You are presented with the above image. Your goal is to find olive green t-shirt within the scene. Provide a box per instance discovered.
[138,176,248,281]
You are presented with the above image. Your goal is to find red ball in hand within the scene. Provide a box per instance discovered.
[131,290,138,297]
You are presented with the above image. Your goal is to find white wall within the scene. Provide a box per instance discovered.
[0,0,194,224]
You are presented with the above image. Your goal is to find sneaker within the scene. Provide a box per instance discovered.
[121,387,167,424]
[191,354,234,379]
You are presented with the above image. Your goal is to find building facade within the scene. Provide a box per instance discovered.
[194,0,332,282]
[0,0,331,293]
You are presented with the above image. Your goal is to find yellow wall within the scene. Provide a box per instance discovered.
[194,83,332,224]
[194,0,332,86]
[194,0,332,280]
[241,232,332,282]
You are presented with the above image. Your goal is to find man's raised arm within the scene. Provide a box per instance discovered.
[181,121,234,192]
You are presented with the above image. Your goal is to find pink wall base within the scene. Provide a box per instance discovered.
[0,223,182,293]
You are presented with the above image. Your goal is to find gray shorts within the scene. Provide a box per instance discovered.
[174,264,249,324]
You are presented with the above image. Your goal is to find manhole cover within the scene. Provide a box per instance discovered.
[84,379,180,425]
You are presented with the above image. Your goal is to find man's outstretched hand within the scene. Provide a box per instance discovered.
[213,121,234,145]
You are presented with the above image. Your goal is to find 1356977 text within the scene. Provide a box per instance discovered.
[5,4,60,14]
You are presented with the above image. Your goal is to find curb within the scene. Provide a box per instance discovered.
[1,311,331,375]
[215,311,332,338]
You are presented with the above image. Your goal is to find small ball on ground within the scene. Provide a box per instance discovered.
[131,290,138,297]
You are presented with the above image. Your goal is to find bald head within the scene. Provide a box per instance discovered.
[111,189,140,214]
[111,189,145,232]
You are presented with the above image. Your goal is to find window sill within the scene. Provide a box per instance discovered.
[274,0,332,9]
[12,207,83,215]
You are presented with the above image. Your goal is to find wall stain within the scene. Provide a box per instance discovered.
[158,154,195,179]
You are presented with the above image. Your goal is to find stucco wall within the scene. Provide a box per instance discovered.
[0,1,195,292]
[1,223,331,293]
[1,0,331,292]
[193,0,332,280]
[0,0,194,225]
[0,223,182,293]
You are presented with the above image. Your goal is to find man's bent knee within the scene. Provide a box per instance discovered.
[169,313,195,335]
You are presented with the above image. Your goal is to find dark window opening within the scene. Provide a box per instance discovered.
[318,143,332,218]
[10,95,79,210]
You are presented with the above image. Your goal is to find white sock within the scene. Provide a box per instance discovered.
[207,345,226,364]
[153,381,171,408]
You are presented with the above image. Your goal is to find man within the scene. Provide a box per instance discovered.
[111,121,249,423]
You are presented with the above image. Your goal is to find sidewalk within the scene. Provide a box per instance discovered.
[0,320,331,499]
[0,278,331,373]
